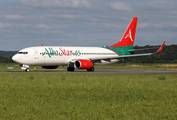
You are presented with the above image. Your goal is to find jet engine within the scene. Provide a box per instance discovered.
[75,60,93,69]
[41,66,58,69]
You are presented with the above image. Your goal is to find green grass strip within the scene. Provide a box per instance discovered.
[0,73,177,119]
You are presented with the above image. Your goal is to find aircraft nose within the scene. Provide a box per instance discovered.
[12,54,19,63]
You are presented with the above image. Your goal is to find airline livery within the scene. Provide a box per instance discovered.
[12,17,165,72]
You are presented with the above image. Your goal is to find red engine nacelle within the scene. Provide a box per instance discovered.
[75,60,93,69]
[41,66,58,69]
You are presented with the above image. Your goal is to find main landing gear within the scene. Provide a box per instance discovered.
[67,66,75,72]
[67,66,95,72]
[87,67,95,72]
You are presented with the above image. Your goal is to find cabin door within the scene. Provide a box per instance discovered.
[33,49,39,59]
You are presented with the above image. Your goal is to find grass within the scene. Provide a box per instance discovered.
[158,76,166,80]
[0,73,177,119]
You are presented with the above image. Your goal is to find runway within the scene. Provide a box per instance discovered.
[70,69,177,74]
[2,69,177,74]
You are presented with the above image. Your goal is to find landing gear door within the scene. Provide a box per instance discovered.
[33,49,39,59]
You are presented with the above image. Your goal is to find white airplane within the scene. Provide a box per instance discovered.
[12,17,165,72]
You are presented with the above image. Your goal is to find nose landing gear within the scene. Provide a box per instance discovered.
[21,65,30,72]
[25,68,30,72]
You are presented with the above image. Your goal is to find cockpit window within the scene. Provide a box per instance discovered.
[18,52,28,54]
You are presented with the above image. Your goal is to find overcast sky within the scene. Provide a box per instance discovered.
[0,0,177,50]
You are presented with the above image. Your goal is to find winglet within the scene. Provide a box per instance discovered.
[154,41,165,54]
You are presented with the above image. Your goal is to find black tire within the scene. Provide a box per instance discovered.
[87,67,94,72]
[67,67,70,71]
[67,67,75,72]
[71,67,75,71]
[25,68,30,72]
[91,67,95,71]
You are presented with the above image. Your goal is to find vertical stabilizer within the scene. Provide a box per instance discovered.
[110,17,138,48]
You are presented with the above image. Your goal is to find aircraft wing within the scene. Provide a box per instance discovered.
[90,41,165,62]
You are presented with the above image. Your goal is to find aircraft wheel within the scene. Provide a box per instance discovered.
[67,67,75,72]
[87,67,94,72]
[67,67,70,71]
[71,67,75,71]
[91,67,95,71]
[25,68,30,72]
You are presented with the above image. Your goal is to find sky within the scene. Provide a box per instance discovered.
[0,0,177,51]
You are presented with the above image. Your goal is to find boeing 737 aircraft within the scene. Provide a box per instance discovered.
[12,17,165,72]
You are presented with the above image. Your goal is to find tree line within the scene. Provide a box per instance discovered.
[125,44,177,63]
[0,55,14,63]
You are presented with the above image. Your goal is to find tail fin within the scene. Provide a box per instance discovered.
[110,17,138,48]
